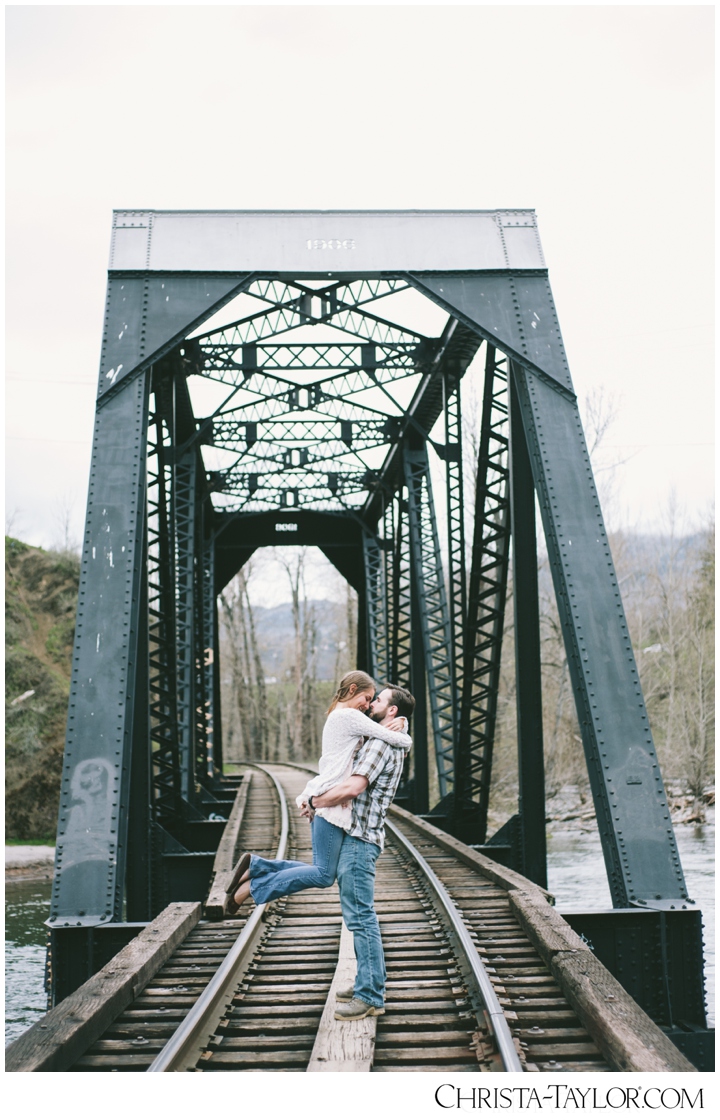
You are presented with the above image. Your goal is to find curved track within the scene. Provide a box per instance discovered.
[70,764,612,1072]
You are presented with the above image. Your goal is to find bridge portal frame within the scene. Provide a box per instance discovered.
[45,211,708,1055]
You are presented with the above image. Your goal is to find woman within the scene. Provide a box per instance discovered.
[225,670,411,915]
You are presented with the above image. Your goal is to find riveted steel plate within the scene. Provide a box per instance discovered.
[108,209,546,273]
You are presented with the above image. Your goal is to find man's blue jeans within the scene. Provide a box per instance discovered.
[337,833,385,1008]
[249,815,344,904]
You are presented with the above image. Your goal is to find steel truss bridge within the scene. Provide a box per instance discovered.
[43,210,711,1068]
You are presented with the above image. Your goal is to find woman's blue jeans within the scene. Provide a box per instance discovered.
[248,814,345,905]
[336,834,385,1008]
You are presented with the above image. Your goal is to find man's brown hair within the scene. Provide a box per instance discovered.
[384,684,415,721]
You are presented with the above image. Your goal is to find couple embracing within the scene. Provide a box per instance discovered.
[224,670,415,1022]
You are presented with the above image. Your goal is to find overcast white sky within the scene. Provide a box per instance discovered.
[5,3,714,576]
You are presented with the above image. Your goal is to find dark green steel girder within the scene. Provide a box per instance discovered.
[173,449,197,805]
[511,364,688,907]
[409,273,573,395]
[404,447,456,800]
[362,531,387,682]
[390,497,412,688]
[200,531,217,778]
[509,373,547,890]
[98,273,254,406]
[50,372,150,928]
[147,382,182,823]
[455,346,511,841]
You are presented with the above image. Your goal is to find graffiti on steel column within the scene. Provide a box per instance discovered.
[62,758,118,868]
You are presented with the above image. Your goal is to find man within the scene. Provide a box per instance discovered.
[301,683,416,1021]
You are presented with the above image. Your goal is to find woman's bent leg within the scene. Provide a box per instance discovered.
[250,818,345,904]
[248,854,308,877]
[310,816,345,888]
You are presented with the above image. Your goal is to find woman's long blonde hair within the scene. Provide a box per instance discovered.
[326,670,377,715]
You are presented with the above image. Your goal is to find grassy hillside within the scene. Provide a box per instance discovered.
[5,537,79,840]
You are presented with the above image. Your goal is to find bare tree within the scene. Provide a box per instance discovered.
[274,548,321,762]
[678,528,714,800]
[220,580,250,761]
[219,563,268,761]
[583,385,618,459]
[242,570,268,759]
[5,505,25,538]
[51,493,80,556]
[631,506,715,806]
[346,581,358,670]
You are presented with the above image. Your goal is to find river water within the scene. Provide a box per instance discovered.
[5,877,53,1045]
[5,823,715,1045]
[547,821,715,1029]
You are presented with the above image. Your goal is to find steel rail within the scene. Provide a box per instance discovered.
[146,764,289,1072]
[255,760,522,1072]
[384,817,523,1073]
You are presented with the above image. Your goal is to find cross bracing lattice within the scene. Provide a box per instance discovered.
[189,278,420,349]
[179,279,447,516]
[172,277,485,820]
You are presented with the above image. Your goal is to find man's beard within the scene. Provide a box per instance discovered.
[370,709,384,723]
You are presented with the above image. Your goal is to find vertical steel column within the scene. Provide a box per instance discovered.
[389,486,418,808]
[390,492,412,686]
[201,528,217,778]
[362,530,386,681]
[125,530,152,920]
[49,373,150,930]
[404,446,455,800]
[456,347,511,842]
[443,364,466,737]
[509,371,547,888]
[173,447,197,805]
[409,553,429,814]
[211,596,224,775]
[192,516,209,790]
[147,378,181,821]
[376,504,393,685]
[190,490,217,790]
[511,364,689,907]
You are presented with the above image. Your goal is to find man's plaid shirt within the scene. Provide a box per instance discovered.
[348,736,410,850]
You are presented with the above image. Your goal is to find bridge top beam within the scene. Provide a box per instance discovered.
[109,209,546,274]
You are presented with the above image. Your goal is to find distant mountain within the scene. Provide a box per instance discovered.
[537,530,707,596]
[221,599,348,682]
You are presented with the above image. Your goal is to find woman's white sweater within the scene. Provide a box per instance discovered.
[296,707,411,829]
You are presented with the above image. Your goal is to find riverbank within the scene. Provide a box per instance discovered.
[544,784,715,831]
[5,846,55,882]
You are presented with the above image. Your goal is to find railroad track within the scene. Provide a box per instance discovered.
[67,765,283,1071]
[75,764,604,1072]
[8,764,694,1074]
